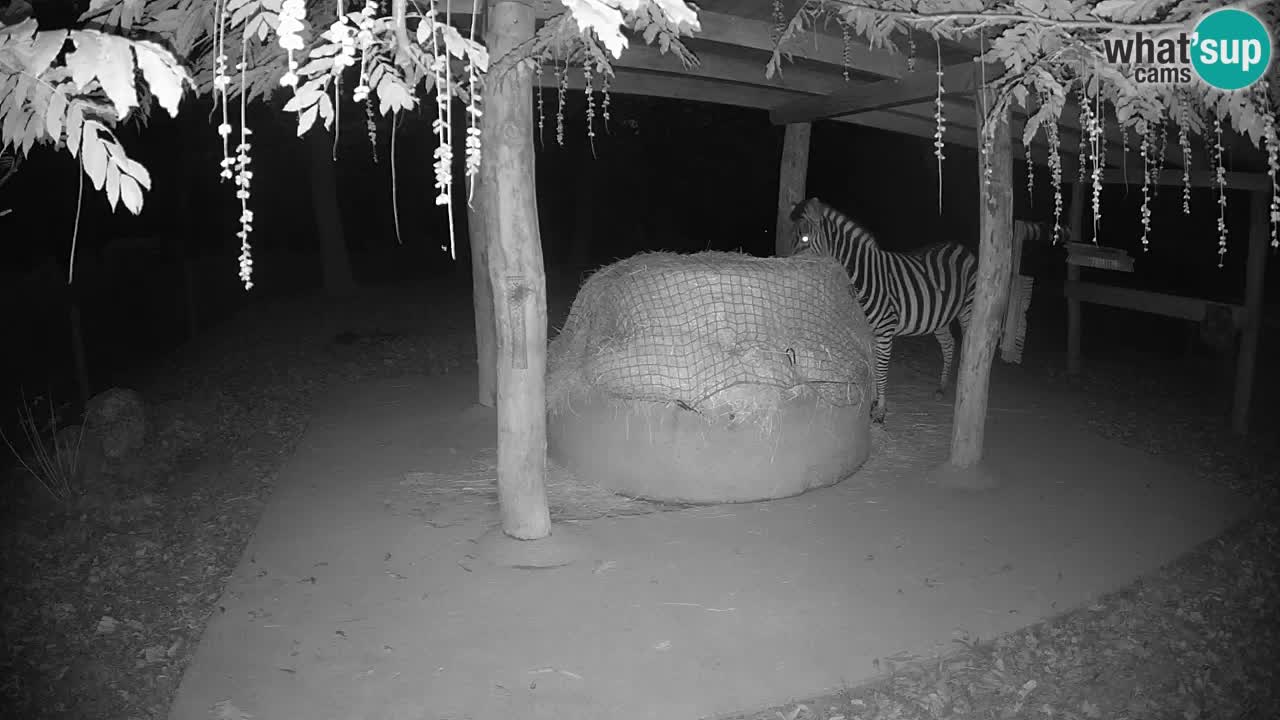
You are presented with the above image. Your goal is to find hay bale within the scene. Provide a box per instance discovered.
[547,251,876,504]
[548,251,873,421]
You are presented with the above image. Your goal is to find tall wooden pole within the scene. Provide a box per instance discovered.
[1231,190,1269,434]
[1066,181,1086,375]
[482,0,551,540]
[308,128,357,297]
[467,177,497,408]
[774,122,812,256]
[947,100,1013,471]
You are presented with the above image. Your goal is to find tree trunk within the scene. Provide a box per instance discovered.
[482,0,552,540]
[308,129,357,296]
[948,105,1013,470]
[774,122,811,256]
[467,178,498,408]
[1231,190,1269,434]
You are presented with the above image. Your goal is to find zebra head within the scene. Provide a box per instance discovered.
[787,197,830,257]
[787,197,873,268]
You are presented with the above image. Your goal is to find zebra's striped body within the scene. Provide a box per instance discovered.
[789,197,978,424]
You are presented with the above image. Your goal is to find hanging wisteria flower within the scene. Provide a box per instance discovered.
[1214,116,1228,268]
[277,0,309,88]
[840,19,851,83]
[1087,91,1103,241]
[933,45,945,213]
[352,0,379,101]
[1263,88,1279,249]
[535,64,546,143]
[584,62,596,142]
[1048,120,1063,243]
[1139,127,1152,252]
[1178,115,1192,215]
[601,72,611,127]
[556,64,568,146]
[324,16,358,71]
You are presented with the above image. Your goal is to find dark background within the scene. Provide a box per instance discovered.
[1,8,1275,430]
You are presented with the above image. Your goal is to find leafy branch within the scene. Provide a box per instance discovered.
[823,0,1274,32]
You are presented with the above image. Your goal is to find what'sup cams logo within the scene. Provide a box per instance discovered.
[1100,7,1273,90]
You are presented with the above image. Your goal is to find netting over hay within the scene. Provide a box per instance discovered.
[547,251,874,421]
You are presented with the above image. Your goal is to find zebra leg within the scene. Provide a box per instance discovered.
[933,324,956,401]
[870,336,892,424]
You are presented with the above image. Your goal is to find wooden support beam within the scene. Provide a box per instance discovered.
[1066,181,1086,375]
[1099,167,1271,191]
[874,96,1088,175]
[770,61,982,125]
[1065,280,1244,324]
[944,82,1013,482]
[775,123,811,256]
[535,70,955,148]
[447,6,912,79]
[612,41,843,96]
[694,11,910,79]
[483,0,552,540]
[1232,190,1270,434]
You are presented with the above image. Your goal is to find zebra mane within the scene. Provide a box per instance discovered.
[797,198,884,249]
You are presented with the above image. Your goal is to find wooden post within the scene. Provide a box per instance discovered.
[947,102,1013,472]
[774,122,811,256]
[481,0,552,540]
[1231,190,1269,434]
[467,176,498,408]
[1066,181,1086,375]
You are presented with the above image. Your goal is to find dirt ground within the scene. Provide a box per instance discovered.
[2,280,1279,720]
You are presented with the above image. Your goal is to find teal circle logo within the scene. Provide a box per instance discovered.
[1191,8,1272,91]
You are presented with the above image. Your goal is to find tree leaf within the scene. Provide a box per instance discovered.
[96,35,140,120]
[19,109,39,157]
[1091,0,1136,19]
[117,172,143,214]
[120,154,151,191]
[11,73,34,110]
[65,103,83,154]
[45,90,67,141]
[10,28,70,77]
[64,32,102,91]
[1,103,24,150]
[296,102,318,136]
[282,87,322,113]
[316,90,334,130]
[106,160,121,209]
[81,122,108,189]
[134,42,191,117]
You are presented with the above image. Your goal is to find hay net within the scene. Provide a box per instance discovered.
[547,251,874,417]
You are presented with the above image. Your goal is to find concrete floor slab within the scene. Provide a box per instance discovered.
[167,371,1247,720]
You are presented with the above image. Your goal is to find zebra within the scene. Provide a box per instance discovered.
[788,197,978,424]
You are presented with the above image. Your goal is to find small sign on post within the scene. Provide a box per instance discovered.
[1065,241,1134,272]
